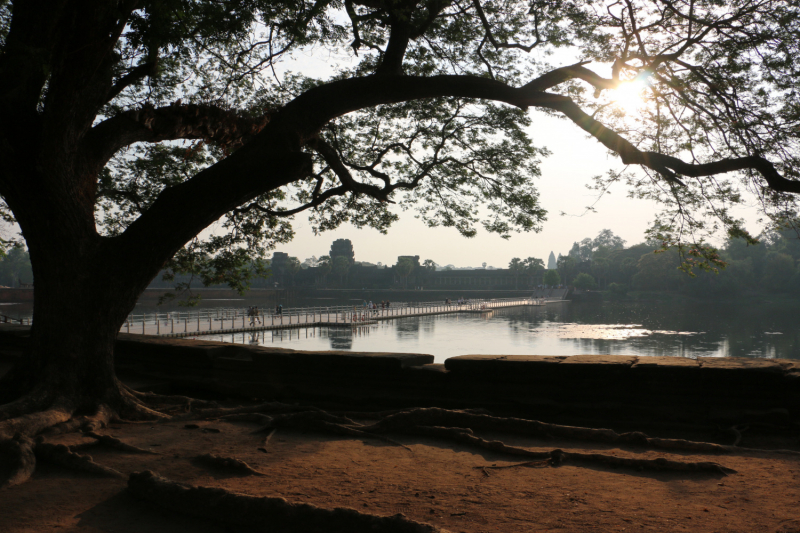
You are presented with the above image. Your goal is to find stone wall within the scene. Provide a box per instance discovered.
[0,288,33,302]
[1,324,797,426]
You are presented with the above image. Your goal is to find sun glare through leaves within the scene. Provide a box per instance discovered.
[611,79,648,115]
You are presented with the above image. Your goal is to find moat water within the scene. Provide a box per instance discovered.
[196,299,800,364]
[4,297,798,364]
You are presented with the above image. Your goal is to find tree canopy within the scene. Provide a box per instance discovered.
[543,269,561,286]
[1,0,800,488]
[3,0,799,287]
[573,272,597,290]
[540,224,800,294]
[0,245,32,287]
[395,256,416,287]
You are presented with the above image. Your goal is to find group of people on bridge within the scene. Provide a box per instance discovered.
[361,300,391,312]
[247,306,263,325]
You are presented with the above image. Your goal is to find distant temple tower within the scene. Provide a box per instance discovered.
[271,252,289,271]
[330,239,355,265]
[547,251,557,270]
[396,255,421,267]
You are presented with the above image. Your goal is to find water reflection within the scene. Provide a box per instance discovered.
[498,301,800,359]
[395,318,421,338]
[199,299,800,364]
[328,329,353,350]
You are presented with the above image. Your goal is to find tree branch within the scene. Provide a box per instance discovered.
[472,0,542,52]
[82,104,271,173]
[105,60,158,104]
[540,94,800,193]
[0,0,69,111]
[521,62,618,95]
[42,1,140,158]
[310,137,395,202]
[375,5,414,75]
[409,0,450,39]
[97,67,798,291]
[237,183,351,218]
[344,0,364,53]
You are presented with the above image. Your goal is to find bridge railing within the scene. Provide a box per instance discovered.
[0,296,558,333]
[0,313,27,325]
[118,295,557,334]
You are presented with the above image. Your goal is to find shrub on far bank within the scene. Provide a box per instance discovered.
[573,273,597,291]
[608,283,627,295]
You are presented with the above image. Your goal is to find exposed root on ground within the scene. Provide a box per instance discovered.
[116,389,177,422]
[217,413,273,425]
[127,470,449,533]
[190,404,740,455]
[72,431,161,455]
[0,404,74,441]
[0,430,129,488]
[1,395,789,495]
[359,407,800,457]
[40,404,114,436]
[478,460,549,470]
[556,450,735,474]
[411,426,735,475]
[268,413,414,452]
[237,410,413,451]
[0,434,36,488]
[192,453,266,476]
[263,428,277,448]
[173,401,323,422]
[331,407,492,420]
[0,392,164,487]
[731,445,800,456]
[362,408,735,453]
[34,440,125,479]
[0,391,56,423]
[474,449,736,474]
[183,405,743,474]
[122,386,220,411]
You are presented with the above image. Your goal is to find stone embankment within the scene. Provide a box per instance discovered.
[1,324,798,425]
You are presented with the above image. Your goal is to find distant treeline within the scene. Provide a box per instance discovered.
[5,227,800,296]
[556,228,800,296]
[0,246,33,287]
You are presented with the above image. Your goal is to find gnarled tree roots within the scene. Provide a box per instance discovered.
[6,394,795,532]
[0,385,203,487]
[183,404,745,475]
[0,433,126,488]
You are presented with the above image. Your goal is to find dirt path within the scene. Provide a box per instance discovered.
[1,416,799,533]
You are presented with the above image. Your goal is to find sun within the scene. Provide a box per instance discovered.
[611,79,648,114]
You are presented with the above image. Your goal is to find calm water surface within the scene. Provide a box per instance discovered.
[4,297,796,363]
[198,300,800,364]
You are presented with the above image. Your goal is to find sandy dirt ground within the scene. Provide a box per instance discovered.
[1,415,799,533]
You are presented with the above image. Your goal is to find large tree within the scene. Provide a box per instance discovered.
[395,257,416,288]
[508,257,525,288]
[1,0,799,477]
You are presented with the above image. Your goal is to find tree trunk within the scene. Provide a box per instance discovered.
[2,251,142,411]
[0,193,156,413]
